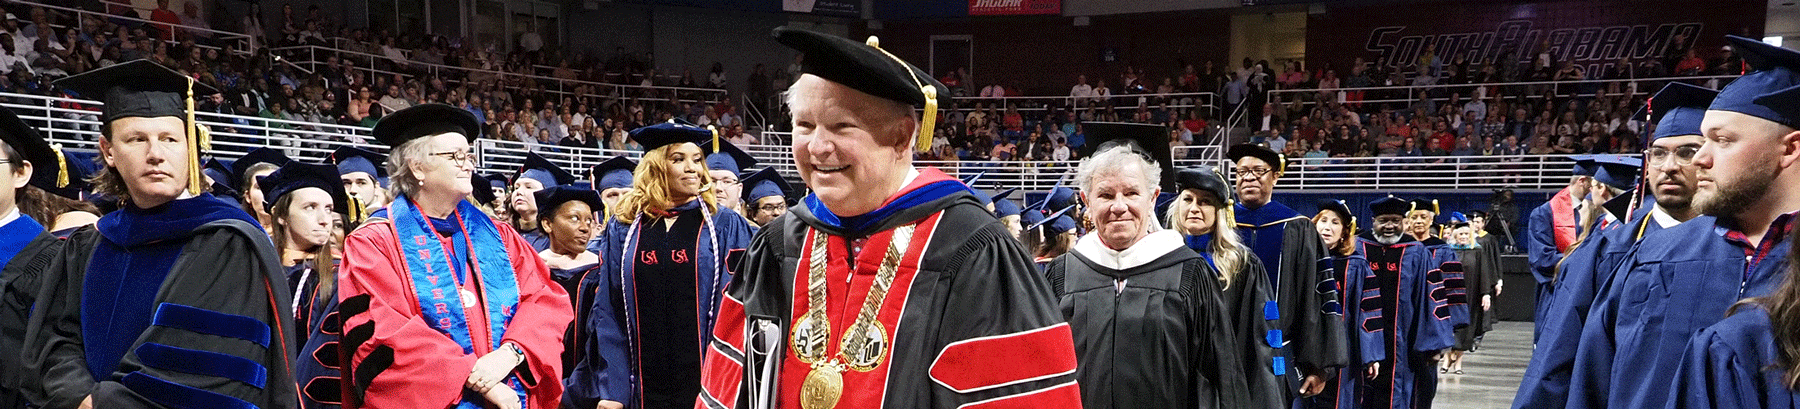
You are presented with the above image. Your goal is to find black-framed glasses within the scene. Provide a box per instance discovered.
[430,150,475,166]
[757,204,786,212]
[1234,167,1274,179]
[1644,145,1700,166]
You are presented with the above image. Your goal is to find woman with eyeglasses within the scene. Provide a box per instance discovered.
[565,121,752,409]
[337,104,572,409]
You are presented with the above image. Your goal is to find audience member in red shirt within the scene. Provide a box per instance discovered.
[149,0,182,41]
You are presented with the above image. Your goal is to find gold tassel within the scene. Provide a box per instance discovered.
[51,143,68,188]
[709,125,720,154]
[186,76,202,195]
[864,35,938,153]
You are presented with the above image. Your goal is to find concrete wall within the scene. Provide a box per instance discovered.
[562,4,849,99]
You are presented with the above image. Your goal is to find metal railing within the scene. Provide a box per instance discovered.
[8,91,1585,193]
[271,44,729,106]
[25,0,255,53]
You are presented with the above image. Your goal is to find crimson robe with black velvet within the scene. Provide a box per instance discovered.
[337,204,572,409]
[694,168,1082,409]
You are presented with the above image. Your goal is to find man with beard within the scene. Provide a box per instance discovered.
[1525,156,1594,341]
[1512,81,1714,409]
[1227,143,1346,403]
[1566,36,1800,409]
[511,152,575,252]
[1355,196,1453,409]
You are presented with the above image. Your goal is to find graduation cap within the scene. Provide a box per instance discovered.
[331,146,387,178]
[1173,167,1233,205]
[992,187,1019,204]
[53,59,218,195]
[1027,205,1076,232]
[773,26,949,152]
[517,152,576,187]
[592,155,637,191]
[47,150,100,201]
[993,197,1024,218]
[203,158,239,198]
[1753,84,1800,126]
[371,103,482,147]
[1049,213,1078,234]
[471,173,499,205]
[1370,195,1413,217]
[0,106,58,191]
[742,167,795,205]
[485,173,509,190]
[534,185,603,218]
[230,147,292,187]
[1409,198,1439,215]
[1080,122,1176,191]
[1226,143,1287,175]
[259,161,349,215]
[1315,199,1357,235]
[1593,155,1643,190]
[1444,212,1471,228]
[1019,201,1049,229]
[1570,154,1599,177]
[629,120,712,153]
[706,137,757,175]
[1645,82,1718,140]
[1711,36,1800,130]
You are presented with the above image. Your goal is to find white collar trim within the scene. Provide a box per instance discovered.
[1651,205,1681,229]
[1071,229,1186,271]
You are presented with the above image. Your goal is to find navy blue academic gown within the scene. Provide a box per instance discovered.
[1307,251,1386,409]
[1354,235,1453,409]
[291,260,345,409]
[1525,202,1559,341]
[1512,206,1662,409]
[564,202,751,409]
[1410,238,1465,409]
[1566,214,1795,409]
[1668,307,1800,409]
[1235,201,1347,398]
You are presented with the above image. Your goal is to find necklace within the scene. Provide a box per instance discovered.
[791,225,914,409]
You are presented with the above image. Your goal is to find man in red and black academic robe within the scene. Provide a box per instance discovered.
[1355,197,1454,409]
[694,27,1080,409]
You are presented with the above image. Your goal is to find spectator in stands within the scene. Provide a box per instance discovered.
[1071,74,1094,102]
[707,61,726,89]
[1675,48,1705,76]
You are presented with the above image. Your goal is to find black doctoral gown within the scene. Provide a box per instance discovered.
[694,169,1081,409]
[1235,202,1349,393]
[24,195,296,409]
[1047,231,1251,409]
[0,216,67,408]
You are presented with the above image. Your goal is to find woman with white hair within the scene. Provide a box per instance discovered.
[1167,166,1284,409]
[1044,125,1249,409]
[337,104,572,409]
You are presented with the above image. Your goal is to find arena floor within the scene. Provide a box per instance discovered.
[1432,321,1530,409]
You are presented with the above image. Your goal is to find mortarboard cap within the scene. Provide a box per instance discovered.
[1050,214,1078,234]
[371,103,481,146]
[259,161,348,214]
[534,185,603,218]
[1226,143,1287,175]
[1646,82,1718,140]
[53,59,218,123]
[203,158,239,197]
[1370,195,1413,217]
[231,148,292,186]
[331,146,387,178]
[773,26,949,152]
[1709,36,1800,130]
[992,188,1019,204]
[1593,155,1643,190]
[994,198,1023,218]
[1445,212,1471,227]
[629,120,711,153]
[1570,154,1599,177]
[1315,199,1357,235]
[1753,84,1800,127]
[0,106,59,190]
[1173,167,1233,206]
[54,59,218,195]
[705,137,757,175]
[471,173,499,205]
[592,156,637,191]
[47,150,100,201]
[742,167,795,205]
[517,152,576,187]
[1027,205,1076,232]
[1080,122,1176,191]
[1409,198,1439,214]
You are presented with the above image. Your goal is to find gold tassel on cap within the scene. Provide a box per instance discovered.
[50,143,68,188]
[865,35,939,153]
[708,125,720,154]
[185,76,202,195]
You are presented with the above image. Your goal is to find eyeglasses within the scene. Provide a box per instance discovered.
[757,204,786,212]
[1644,145,1700,166]
[429,150,475,167]
[1234,167,1274,179]
[715,177,739,186]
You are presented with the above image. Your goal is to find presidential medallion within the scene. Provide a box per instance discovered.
[841,321,888,372]
[800,366,844,409]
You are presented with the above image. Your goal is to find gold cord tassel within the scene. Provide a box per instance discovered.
[186,76,202,195]
[51,143,68,188]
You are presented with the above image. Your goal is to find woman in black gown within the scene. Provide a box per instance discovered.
[533,185,603,372]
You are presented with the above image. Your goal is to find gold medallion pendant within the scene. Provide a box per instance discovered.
[840,322,888,372]
[791,312,830,363]
[800,366,844,409]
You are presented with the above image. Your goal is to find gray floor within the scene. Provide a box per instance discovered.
[1431,321,1531,409]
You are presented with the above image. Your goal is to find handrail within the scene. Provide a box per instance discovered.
[8,90,1583,194]
[273,44,729,95]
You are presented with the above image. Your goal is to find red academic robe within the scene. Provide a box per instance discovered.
[338,213,572,408]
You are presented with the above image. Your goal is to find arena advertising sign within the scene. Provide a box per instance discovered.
[968,0,1062,16]
[1306,0,1764,74]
